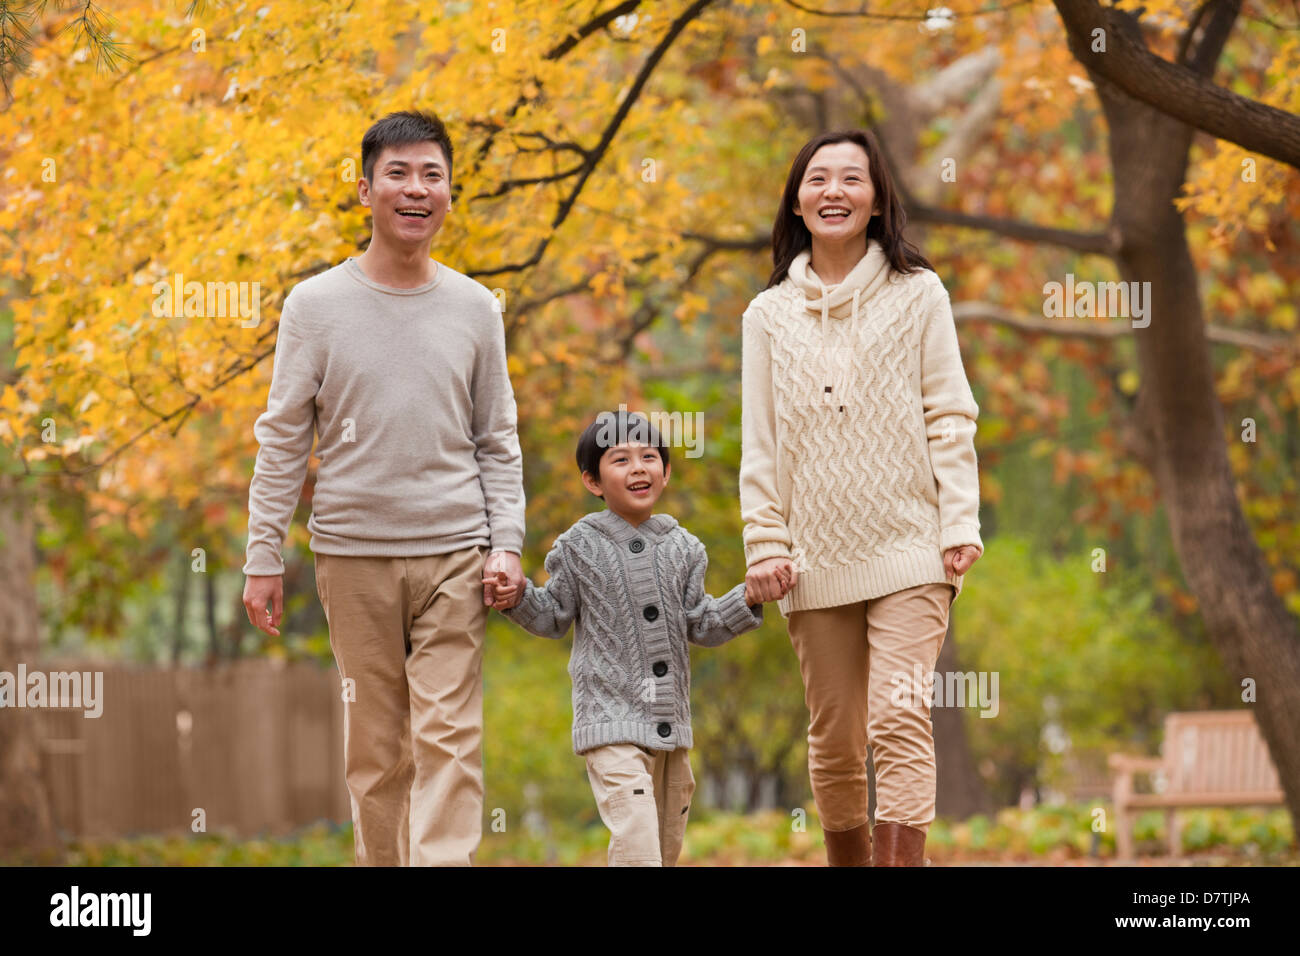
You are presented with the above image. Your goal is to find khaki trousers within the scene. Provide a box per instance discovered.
[788,582,954,838]
[584,744,696,867]
[314,545,489,866]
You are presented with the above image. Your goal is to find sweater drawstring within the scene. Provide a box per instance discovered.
[817,282,860,413]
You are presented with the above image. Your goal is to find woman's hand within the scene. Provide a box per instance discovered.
[746,556,796,604]
[943,545,982,578]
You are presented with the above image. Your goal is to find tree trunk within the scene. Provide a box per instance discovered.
[934,615,994,819]
[205,571,220,662]
[0,473,58,858]
[1084,27,1300,826]
[0,276,59,859]
[171,556,189,666]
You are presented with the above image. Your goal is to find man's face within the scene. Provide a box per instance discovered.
[582,443,670,517]
[359,141,451,247]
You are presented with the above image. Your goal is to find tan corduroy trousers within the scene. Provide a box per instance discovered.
[788,582,955,838]
[314,545,489,866]
[584,743,697,867]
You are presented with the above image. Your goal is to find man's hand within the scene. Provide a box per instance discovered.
[243,574,284,637]
[746,557,795,605]
[482,550,524,608]
[943,545,982,579]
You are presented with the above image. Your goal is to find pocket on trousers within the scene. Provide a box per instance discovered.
[661,783,694,865]
[660,754,696,865]
[605,788,660,864]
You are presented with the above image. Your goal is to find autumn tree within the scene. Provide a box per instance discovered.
[2,0,1297,850]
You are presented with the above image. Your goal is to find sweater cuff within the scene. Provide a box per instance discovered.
[718,583,764,634]
[744,539,793,568]
[242,546,285,577]
[499,580,541,627]
[940,524,983,554]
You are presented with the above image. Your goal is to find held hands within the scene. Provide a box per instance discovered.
[745,557,796,606]
[484,570,522,610]
[943,545,982,579]
[482,551,525,610]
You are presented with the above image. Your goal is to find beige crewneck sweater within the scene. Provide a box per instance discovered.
[739,240,982,617]
[242,257,525,576]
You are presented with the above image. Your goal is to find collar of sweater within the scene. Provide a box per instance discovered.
[584,509,678,544]
[787,240,894,386]
[787,240,894,325]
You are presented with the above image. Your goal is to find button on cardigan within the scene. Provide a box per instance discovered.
[501,509,763,754]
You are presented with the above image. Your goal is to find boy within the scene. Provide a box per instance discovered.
[488,410,771,866]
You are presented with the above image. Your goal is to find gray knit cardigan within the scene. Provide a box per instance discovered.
[501,508,763,753]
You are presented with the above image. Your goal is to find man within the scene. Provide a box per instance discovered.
[242,109,526,866]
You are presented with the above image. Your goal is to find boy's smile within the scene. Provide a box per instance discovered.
[581,442,670,527]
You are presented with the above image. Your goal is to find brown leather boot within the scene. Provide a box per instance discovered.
[871,822,928,866]
[823,821,872,866]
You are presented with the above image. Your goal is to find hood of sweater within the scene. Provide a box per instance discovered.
[787,240,895,390]
[584,509,678,545]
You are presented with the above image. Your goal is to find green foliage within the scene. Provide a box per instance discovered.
[953,536,1234,805]
[19,803,1292,866]
[482,616,595,832]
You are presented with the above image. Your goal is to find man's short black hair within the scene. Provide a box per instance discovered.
[576,410,671,492]
[361,110,454,186]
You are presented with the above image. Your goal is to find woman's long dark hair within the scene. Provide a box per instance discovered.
[765,128,932,289]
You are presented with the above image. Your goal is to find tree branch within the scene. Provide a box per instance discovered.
[1051,0,1300,169]
[464,1,643,183]
[952,300,1295,353]
[908,201,1119,255]
[469,0,720,279]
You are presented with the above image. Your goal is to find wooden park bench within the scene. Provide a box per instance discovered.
[1108,710,1284,859]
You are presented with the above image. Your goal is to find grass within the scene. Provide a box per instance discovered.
[7,803,1293,866]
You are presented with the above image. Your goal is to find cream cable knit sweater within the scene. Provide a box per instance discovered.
[739,240,982,618]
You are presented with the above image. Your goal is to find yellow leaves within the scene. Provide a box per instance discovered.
[1177,32,1300,245]
[673,291,709,324]
[1243,272,1285,311]
[1217,353,1253,403]
[755,35,775,57]
[982,471,1003,505]
[0,386,20,414]
[1284,366,1300,407]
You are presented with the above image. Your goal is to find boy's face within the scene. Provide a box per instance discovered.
[582,442,670,519]
[359,141,451,249]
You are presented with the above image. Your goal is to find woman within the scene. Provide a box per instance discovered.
[740,129,983,867]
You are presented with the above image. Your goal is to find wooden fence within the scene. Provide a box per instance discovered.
[26,658,349,842]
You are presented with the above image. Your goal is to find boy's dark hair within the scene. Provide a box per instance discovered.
[361,110,454,187]
[576,410,671,494]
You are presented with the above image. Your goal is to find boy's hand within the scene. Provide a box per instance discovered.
[483,569,522,611]
[482,550,524,606]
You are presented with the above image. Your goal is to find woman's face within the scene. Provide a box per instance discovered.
[793,142,879,245]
